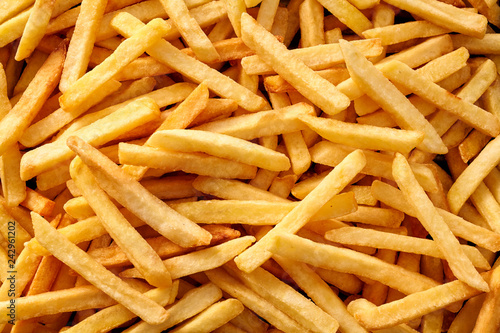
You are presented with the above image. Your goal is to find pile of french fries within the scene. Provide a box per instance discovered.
[0,0,499,331]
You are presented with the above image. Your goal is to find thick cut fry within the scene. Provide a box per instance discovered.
[383,0,487,38]
[326,227,490,269]
[451,34,500,55]
[67,136,212,248]
[242,39,383,75]
[240,13,350,115]
[0,42,64,156]
[235,149,366,273]
[299,114,424,154]
[206,268,308,333]
[363,21,451,45]
[20,97,161,180]
[447,136,500,214]
[315,0,372,36]
[392,153,489,292]
[59,0,107,92]
[110,12,267,112]
[267,232,439,295]
[170,299,244,333]
[15,0,55,60]
[31,213,168,325]
[299,0,324,47]
[65,284,178,333]
[149,129,290,172]
[159,0,220,63]
[168,194,356,225]
[347,270,494,330]
[339,40,446,154]
[70,157,172,288]
[121,283,223,333]
[382,60,500,137]
[194,103,314,140]
[0,143,26,206]
[221,0,246,37]
[59,18,169,112]
[119,143,257,180]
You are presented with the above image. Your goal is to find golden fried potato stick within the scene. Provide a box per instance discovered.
[234,149,366,273]
[110,12,268,112]
[31,212,169,325]
[339,39,446,154]
[0,41,64,156]
[0,143,26,206]
[70,157,172,288]
[240,12,350,115]
[392,153,489,292]
[66,136,212,248]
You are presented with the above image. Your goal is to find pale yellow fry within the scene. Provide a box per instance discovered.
[13,50,48,96]
[347,269,494,330]
[59,0,107,92]
[383,0,487,38]
[274,255,368,333]
[240,12,350,115]
[0,285,116,324]
[121,236,255,280]
[0,0,34,24]
[299,0,325,47]
[59,18,169,112]
[363,21,451,46]
[256,0,280,31]
[159,0,220,63]
[472,264,500,333]
[65,284,178,333]
[70,157,172,288]
[383,60,500,137]
[194,103,314,140]
[67,136,212,248]
[242,39,382,75]
[448,135,500,214]
[325,227,490,269]
[451,33,500,55]
[31,212,168,325]
[110,12,267,112]
[119,143,257,180]
[169,194,356,225]
[221,0,246,37]
[205,268,308,333]
[300,114,424,154]
[448,294,486,333]
[0,64,10,119]
[149,129,290,172]
[339,39,446,154]
[392,153,489,292]
[193,176,290,203]
[282,131,311,175]
[123,283,223,333]
[171,299,244,333]
[20,97,160,180]
[0,42,64,157]
[15,0,55,60]
[316,0,372,36]
[267,232,439,295]
[235,149,366,273]
[0,143,26,207]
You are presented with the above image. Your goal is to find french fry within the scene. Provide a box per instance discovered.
[149,129,290,172]
[340,39,447,154]
[382,60,500,137]
[240,12,350,115]
[70,157,172,288]
[267,232,439,295]
[110,12,268,112]
[58,0,107,92]
[59,18,170,113]
[383,0,487,38]
[0,41,64,156]
[316,0,372,36]
[15,0,55,61]
[363,21,451,45]
[67,136,212,248]
[392,153,489,292]
[31,212,169,325]
[234,149,366,273]
[20,97,161,180]
[299,0,325,47]
[325,227,490,269]
[447,136,500,214]
[0,143,26,206]
[221,0,246,37]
